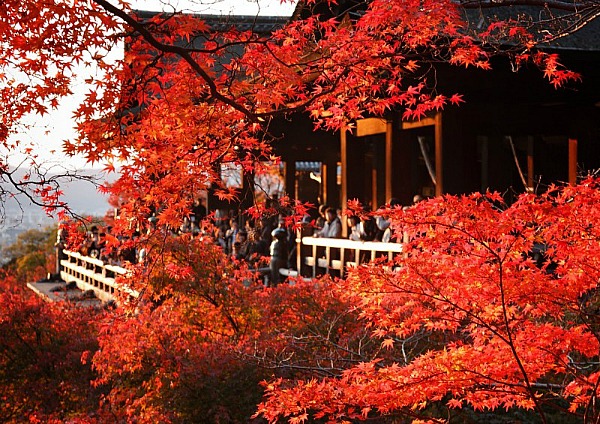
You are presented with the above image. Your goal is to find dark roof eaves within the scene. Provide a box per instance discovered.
[132,10,290,29]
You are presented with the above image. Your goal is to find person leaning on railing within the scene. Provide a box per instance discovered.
[314,207,342,238]
[375,198,402,242]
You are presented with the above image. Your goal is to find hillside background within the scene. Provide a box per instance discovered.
[0,167,112,261]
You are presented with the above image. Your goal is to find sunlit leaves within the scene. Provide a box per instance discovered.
[258,181,600,423]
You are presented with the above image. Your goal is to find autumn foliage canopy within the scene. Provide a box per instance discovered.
[1,0,600,423]
[257,180,600,423]
[0,0,590,220]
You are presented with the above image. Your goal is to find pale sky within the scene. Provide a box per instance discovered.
[8,0,297,170]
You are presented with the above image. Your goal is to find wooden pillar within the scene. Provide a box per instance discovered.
[325,161,337,207]
[385,120,393,202]
[478,136,489,192]
[434,112,444,196]
[240,171,255,211]
[569,138,578,184]
[527,136,534,191]
[341,130,348,238]
[321,163,328,205]
[285,161,295,199]
[371,168,378,212]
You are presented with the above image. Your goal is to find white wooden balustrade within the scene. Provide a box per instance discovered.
[297,236,403,278]
[60,250,139,302]
[55,237,401,301]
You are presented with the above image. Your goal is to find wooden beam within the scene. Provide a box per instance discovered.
[569,138,578,185]
[527,136,534,190]
[285,160,295,200]
[341,130,348,237]
[321,163,328,205]
[434,113,443,196]
[371,168,377,212]
[402,117,436,130]
[356,117,387,137]
[478,136,489,192]
[385,120,393,202]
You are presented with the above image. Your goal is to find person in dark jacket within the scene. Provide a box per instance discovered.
[269,227,289,286]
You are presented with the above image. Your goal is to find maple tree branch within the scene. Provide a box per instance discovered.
[584,377,600,423]
[0,163,98,225]
[392,216,558,422]
[92,0,260,122]
[540,7,600,43]
[459,0,599,13]
[496,226,552,423]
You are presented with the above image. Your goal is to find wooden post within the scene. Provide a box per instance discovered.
[285,161,295,199]
[527,136,534,191]
[385,120,393,202]
[478,136,489,192]
[371,168,378,211]
[569,138,578,184]
[434,112,443,196]
[341,130,348,238]
[321,163,328,205]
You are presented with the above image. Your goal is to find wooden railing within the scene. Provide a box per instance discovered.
[58,237,401,300]
[60,250,139,302]
[297,236,403,278]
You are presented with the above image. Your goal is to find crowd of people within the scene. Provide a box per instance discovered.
[65,195,425,286]
[72,225,144,266]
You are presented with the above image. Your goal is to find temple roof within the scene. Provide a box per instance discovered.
[291,0,600,52]
[133,10,289,34]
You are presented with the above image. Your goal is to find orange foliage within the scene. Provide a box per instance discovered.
[0,271,104,423]
[1,0,584,222]
[256,180,600,423]
[1,1,598,423]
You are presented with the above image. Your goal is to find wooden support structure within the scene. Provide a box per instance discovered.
[340,130,348,237]
[356,117,387,137]
[402,116,436,130]
[300,236,403,279]
[569,138,578,184]
[434,112,443,196]
[321,162,329,205]
[32,250,139,304]
[527,136,534,191]
[385,120,393,202]
[353,117,393,205]
[402,113,444,196]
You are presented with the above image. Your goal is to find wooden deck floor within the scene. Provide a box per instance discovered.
[27,280,103,307]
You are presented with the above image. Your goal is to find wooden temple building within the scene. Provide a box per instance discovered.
[28,3,600,298]
[133,4,600,221]
[268,2,600,216]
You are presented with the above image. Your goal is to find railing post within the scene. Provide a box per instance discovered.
[299,237,403,279]
[58,250,137,302]
[296,229,301,274]
[312,244,317,278]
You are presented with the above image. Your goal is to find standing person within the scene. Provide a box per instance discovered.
[269,227,289,286]
[225,219,239,254]
[347,215,364,241]
[259,216,275,246]
[315,207,342,238]
[314,204,328,233]
[247,229,269,267]
[214,226,228,251]
[375,198,401,242]
[232,230,251,261]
